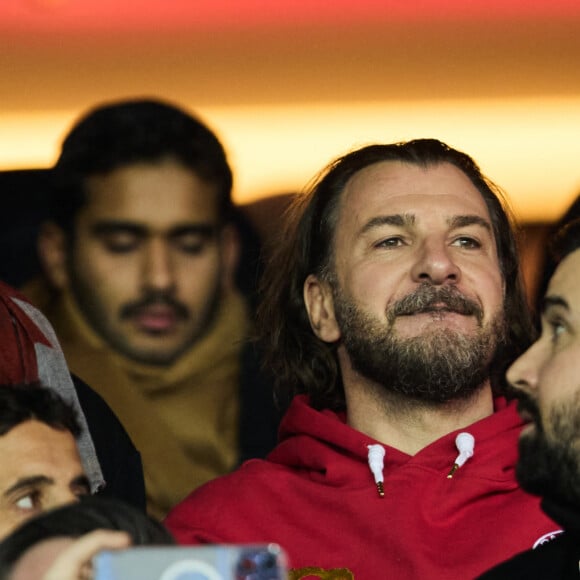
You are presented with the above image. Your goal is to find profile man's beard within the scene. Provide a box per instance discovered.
[332,283,505,404]
[516,391,580,505]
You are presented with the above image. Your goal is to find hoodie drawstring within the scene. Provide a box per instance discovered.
[367,444,385,498]
[367,432,475,496]
[447,432,475,478]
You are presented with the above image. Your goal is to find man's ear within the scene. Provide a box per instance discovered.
[220,223,241,292]
[303,274,341,343]
[38,222,69,289]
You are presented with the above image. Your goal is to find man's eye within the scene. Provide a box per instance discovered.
[549,319,566,343]
[452,236,481,249]
[72,483,91,500]
[15,492,40,511]
[101,233,140,253]
[174,236,208,255]
[375,237,404,248]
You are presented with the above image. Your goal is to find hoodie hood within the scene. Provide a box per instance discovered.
[0,280,104,493]
[269,394,522,493]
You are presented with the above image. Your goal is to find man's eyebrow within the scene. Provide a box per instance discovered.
[169,224,219,238]
[447,215,493,232]
[542,295,570,314]
[90,221,219,238]
[90,221,146,237]
[4,475,53,497]
[359,214,493,237]
[359,214,415,236]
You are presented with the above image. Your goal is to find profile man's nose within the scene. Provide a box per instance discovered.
[506,344,541,395]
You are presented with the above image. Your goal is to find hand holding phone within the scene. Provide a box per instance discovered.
[92,543,288,580]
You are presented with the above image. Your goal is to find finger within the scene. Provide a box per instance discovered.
[42,530,131,580]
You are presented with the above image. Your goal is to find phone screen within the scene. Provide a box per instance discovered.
[93,543,287,580]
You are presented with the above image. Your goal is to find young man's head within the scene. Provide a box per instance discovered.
[0,384,89,540]
[258,139,532,411]
[507,218,580,506]
[39,98,239,366]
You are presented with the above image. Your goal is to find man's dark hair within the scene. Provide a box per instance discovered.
[0,496,174,577]
[0,382,81,438]
[534,194,580,314]
[549,217,580,265]
[257,138,535,411]
[50,97,233,233]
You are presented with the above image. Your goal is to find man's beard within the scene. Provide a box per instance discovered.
[332,283,505,405]
[516,390,580,505]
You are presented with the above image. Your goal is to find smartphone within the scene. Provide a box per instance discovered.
[92,543,288,580]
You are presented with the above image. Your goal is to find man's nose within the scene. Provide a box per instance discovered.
[142,239,175,292]
[506,342,542,395]
[410,240,461,285]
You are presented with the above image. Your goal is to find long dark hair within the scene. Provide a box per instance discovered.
[257,139,534,411]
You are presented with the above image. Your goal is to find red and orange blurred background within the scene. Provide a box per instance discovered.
[2,0,580,298]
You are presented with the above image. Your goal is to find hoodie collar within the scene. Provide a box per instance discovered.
[270,394,523,492]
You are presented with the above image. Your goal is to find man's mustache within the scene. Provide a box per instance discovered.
[388,285,483,325]
[120,292,190,320]
[513,390,542,428]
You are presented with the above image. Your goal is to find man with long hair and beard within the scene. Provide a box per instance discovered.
[165,139,560,579]
[479,218,580,579]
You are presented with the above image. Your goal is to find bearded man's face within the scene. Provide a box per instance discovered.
[303,161,507,403]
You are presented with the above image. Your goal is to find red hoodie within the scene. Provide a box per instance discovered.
[165,394,560,580]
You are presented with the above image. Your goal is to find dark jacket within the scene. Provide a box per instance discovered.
[73,374,146,511]
[477,498,578,579]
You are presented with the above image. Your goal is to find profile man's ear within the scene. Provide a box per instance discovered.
[38,221,69,289]
[303,274,341,343]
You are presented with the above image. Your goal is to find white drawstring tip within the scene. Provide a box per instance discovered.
[367,444,386,498]
[447,432,475,479]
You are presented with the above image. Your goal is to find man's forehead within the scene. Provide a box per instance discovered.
[77,191,220,233]
[0,421,80,469]
[547,250,580,313]
[339,160,492,225]
[82,161,220,217]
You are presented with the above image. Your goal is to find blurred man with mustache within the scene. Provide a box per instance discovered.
[24,98,277,519]
[166,139,559,579]
[478,218,580,579]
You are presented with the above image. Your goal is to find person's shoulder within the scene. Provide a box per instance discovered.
[166,458,286,518]
[182,458,285,504]
[165,458,285,542]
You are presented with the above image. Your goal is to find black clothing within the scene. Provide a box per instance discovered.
[237,342,281,463]
[72,374,146,511]
[477,498,577,579]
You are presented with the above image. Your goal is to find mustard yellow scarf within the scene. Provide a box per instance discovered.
[25,279,249,518]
